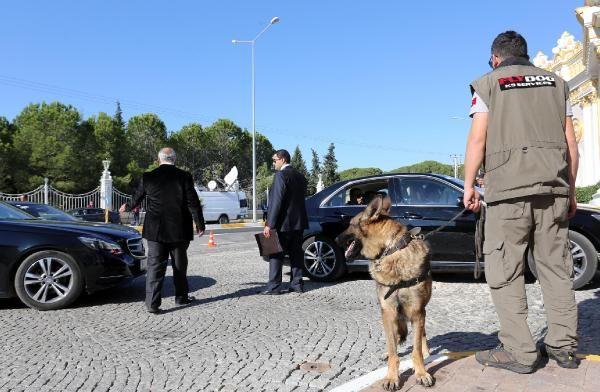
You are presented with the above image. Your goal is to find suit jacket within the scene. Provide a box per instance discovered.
[267,166,309,232]
[129,164,205,243]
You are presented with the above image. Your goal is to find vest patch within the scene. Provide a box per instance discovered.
[498,75,556,91]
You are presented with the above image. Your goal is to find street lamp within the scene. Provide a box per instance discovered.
[232,16,279,223]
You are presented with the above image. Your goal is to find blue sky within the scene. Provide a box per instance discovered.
[0,1,582,171]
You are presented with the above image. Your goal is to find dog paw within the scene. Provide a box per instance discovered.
[382,377,401,390]
[415,372,434,387]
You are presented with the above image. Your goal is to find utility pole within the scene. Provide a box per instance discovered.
[450,154,462,179]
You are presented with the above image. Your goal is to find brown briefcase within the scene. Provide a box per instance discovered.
[255,231,284,257]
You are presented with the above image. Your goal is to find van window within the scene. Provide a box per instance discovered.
[239,199,248,208]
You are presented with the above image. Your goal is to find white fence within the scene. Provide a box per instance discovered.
[0,178,138,212]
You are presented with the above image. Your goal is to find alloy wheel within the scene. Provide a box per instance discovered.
[23,257,74,304]
[304,240,337,278]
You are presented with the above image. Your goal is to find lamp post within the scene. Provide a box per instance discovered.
[233,16,279,222]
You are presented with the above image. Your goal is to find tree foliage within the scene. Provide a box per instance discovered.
[11,102,99,192]
[322,143,340,187]
[339,167,383,181]
[0,117,15,192]
[389,160,456,176]
[126,113,168,170]
[290,145,309,179]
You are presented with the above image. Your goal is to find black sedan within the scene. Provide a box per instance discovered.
[301,173,600,289]
[0,201,145,310]
[9,201,80,222]
[67,207,121,224]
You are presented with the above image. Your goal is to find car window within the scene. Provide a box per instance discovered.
[399,178,461,206]
[0,202,36,220]
[324,180,389,207]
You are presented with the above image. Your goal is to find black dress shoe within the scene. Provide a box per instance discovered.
[147,307,161,314]
[175,295,196,305]
[281,287,304,294]
[258,290,281,295]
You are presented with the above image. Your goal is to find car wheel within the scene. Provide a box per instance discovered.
[14,251,84,310]
[302,236,346,282]
[527,231,598,290]
[218,215,230,224]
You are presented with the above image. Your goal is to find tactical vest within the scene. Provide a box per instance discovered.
[470,58,570,203]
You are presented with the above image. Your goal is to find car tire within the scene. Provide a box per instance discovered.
[527,230,598,290]
[218,215,230,224]
[302,236,346,282]
[14,251,84,310]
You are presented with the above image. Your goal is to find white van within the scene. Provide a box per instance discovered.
[197,191,248,224]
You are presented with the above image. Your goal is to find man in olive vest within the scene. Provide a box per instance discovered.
[463,31,580,373]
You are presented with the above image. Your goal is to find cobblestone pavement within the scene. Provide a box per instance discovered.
[1,231,598,392]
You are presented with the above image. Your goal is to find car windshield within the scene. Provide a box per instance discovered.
[11,203,78,221]
[0,202,37,220]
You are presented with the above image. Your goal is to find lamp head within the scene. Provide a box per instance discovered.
[270,17,280,25]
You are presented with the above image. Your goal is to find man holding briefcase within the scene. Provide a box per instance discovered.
[261,149,309,295]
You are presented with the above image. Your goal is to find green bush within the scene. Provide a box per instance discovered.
[575,183,600,203]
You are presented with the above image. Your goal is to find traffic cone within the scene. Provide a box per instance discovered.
[207,231,217,247]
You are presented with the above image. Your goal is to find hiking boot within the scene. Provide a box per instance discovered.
[542,345,580,369]
[475,344,538,374]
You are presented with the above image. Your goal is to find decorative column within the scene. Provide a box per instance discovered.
[316,174,324,193]
[100,160,113,210]
[43,178,49,205]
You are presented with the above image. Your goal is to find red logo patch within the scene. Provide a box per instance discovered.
[471,97,477,106]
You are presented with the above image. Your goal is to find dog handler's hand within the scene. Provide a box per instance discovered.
[197,229,205,237]
[263,226,271,239]
[463,187,481,213]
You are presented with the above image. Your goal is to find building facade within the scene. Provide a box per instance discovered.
[533,0,600,188]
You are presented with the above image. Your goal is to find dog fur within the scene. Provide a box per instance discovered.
[336,196,434,390]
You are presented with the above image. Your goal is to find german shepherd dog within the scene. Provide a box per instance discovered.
[336,196,434,390]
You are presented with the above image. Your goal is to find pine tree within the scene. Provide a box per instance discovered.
[114,101,125,131]
[290,145,309,178]
[322,143,340,187]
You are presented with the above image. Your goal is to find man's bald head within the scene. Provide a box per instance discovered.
[158,147,177,164]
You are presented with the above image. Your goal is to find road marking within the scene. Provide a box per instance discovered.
[330,354,447,392]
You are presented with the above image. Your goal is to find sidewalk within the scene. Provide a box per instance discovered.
[333,352,600,392]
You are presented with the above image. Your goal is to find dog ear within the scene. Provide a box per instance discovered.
[362,195,388,222]
[381,196,392,215]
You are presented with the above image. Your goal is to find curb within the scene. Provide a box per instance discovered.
[329,351,600,392]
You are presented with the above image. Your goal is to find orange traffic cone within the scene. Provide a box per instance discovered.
[207,231,217,247]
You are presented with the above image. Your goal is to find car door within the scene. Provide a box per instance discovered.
[318,177,397,245]
[393,176,475,262]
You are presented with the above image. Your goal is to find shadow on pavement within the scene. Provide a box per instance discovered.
[77,275,217,307]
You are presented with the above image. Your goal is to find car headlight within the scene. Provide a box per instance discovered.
[78,237,123,255]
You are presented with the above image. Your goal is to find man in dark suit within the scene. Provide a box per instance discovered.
[119,147,205,313]
[262,149,309,295]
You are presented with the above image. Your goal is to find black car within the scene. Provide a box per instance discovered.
[67,207,121,224]
[0,201,145,310]
[301,173,600,289]
[9,201,81,222]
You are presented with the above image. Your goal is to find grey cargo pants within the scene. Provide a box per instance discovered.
[483,195,578,366]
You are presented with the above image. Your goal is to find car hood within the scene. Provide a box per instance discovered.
[6,219,141,239]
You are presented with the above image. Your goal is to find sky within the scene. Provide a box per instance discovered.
[0,0,584,172]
